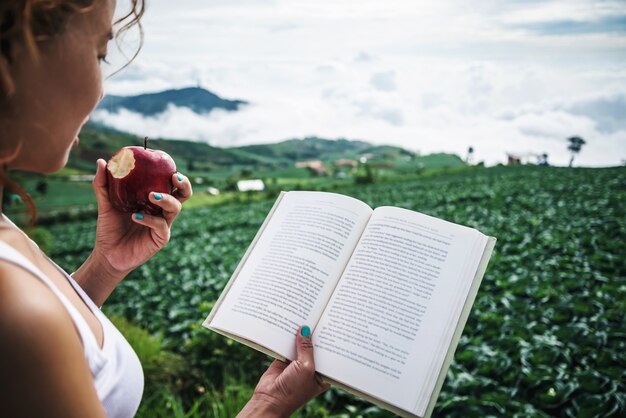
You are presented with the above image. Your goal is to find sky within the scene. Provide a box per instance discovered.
[93,0,626,166]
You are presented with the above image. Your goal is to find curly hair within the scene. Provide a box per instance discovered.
[0,0,145,226]
[0,0,145,96]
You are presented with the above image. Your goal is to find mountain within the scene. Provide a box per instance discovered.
[69,123,464,176]
[97,87,247,116]
[234,138,374,163]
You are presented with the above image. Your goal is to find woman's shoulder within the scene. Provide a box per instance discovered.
[0,240,86,361]
[0,258,78,342]
[0,224,38,264]
[0,260,107,417]
[0,258,86,379]
[0,227,64,324]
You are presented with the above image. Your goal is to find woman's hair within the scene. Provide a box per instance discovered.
[0,0,145,227]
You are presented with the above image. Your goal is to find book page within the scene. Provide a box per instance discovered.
[210,191,372,360]
[313,207,487,415]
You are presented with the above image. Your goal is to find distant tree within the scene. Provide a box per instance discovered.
[2,191,10,209]
[305,167,315,177]
[466,146,474,164]
[2,192,21,208]
[354,164,375,185]
[35,180,48,195]
[567,136,586,167]
[538,153,549,166]
[225,175,239,192]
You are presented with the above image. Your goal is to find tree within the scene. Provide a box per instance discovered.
[466,146,474,164]
[567,136,586,167]
[354,163,375,185]
[35,180,48,195]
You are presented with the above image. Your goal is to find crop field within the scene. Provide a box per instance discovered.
[42,165,624,417]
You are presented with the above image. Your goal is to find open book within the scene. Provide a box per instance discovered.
[203,191,496,418]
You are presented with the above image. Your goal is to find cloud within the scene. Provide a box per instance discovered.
[96,56,626,167]
[370,71,397,92]
[269,23,301,33]
[511,16,626,36]
[96,0,626,167]
[514,111,596,139]
[565,94,626,134]
[354,51,375,63]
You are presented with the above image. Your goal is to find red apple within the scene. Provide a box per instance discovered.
[106,137,176,215]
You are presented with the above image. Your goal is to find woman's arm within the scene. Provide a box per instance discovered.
[71,249,129,306]
[0,263,107,417]
[238,326,330,418]
[72,159,193,306]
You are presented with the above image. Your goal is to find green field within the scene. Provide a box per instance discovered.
[18,165,626,417]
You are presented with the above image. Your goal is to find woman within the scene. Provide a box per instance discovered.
[0,1,328,417]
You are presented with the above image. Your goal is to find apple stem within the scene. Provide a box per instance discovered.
[144,136,148,150]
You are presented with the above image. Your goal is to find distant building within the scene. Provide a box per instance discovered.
[359,153,375,164]
[295,160,327,176]
[538,153,549,166]
[334,159,358,168]
[69,174,96,182]
[236,179,265,192]
[334,159,358,177]
[507,154,522,165]
[507,152,544,165]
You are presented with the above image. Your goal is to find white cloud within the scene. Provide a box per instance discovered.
[514,111,596,139]
[370,71,397,92]
[97,0,626,167]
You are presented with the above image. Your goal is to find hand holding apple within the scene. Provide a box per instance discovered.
[106,137,177,215]
[72,155,193,306]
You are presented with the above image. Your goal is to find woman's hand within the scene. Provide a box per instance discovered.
[72,159,193,306]
[91,158,192,272]
[237,326,330,418]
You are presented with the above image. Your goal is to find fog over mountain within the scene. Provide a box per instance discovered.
[96,0,626,167]
[97,87,247,116]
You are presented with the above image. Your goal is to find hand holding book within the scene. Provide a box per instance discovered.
[204,191,496,418]
[237,326,330,417]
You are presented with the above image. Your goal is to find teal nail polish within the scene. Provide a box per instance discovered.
[134,213,144,220]
[301,326,311,337]
[177,174,183,181]
[154,193,162,200]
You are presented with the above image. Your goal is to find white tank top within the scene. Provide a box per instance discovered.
[0,240,144,418]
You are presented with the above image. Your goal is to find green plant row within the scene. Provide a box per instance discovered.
[44,166,624,417]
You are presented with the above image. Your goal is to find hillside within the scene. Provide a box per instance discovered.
[89,86,464,176]
[235,138,373,162]
[97,87,247,116]
[70,123,464,176]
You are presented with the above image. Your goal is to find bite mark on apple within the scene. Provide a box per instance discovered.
[108,148,136,179]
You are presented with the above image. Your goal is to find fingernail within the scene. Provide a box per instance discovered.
[154,193,162,200]
[177,174,183,181]
[134,213,144,220]
[301,326,311,337]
